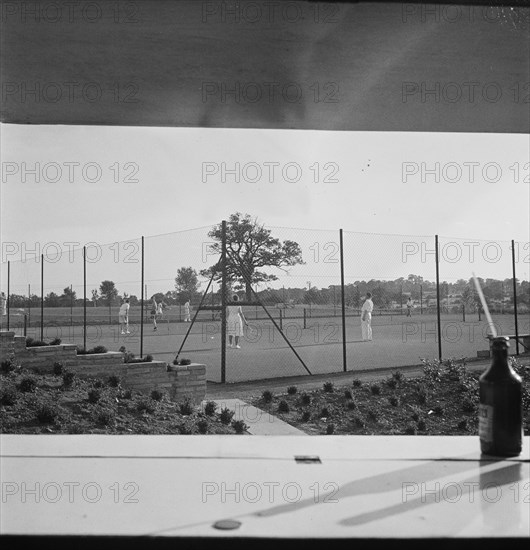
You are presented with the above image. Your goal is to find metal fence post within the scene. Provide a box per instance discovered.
[140,236,144,358]
[40,254,44,341]
[511,240,520,355]
[83,246,87,351]
[435,235,442,361]
[221,220,227,383]
[340,229,347,372]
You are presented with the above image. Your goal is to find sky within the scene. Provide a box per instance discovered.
[1,124,529,296]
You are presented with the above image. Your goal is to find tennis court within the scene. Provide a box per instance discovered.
[10,308,527,383]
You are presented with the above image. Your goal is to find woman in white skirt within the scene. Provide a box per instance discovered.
[227,295,248,349]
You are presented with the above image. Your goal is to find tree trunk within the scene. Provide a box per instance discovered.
[245,281,252,301]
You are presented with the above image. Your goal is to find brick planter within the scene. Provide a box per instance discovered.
[0,331,206,403]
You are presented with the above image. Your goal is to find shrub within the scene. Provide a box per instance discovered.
[323,381,334,393]
[433,405,444,415]
[352,378,362,387]
[19,376,37,393]
[386,378,397,389]
[232,419,248,434]
[320,406,330,418]
[326,423,335,435]
[145,354,154,362]
[94,408,115,427]
[49,338,62,346]
[25,337,34,346]
[262,390,273,403]
[136,398,156,414]
[352,414,365,428]
[62,370,75,388]
[411,411,420,422]
[35,403,59,424]
[1,356,17,373]
[204,401,217,416]
[197,419,208,434]
[52,361,64,375]
[219,407,234,424]
[179,358,191,366]
[0,386,18,406]
[278,400,290,413]
[287,386,297,395]
[26,339,47,347]
[347,401,357,410]
[300,393,311,405]
[179,399,194,416]
[417,419,426,431]
[370,384,381,395]
[301,411,311,422]
[392,370,404,383]
[87,389,101,404]
[389,396,399,407]
[344,389,352,399]
[118,346,126,353]
[150,389,164,401]
[404,424,417,435]
[462,397,476,413]
[92,379,105,389]
[92,345,108,354]
[108,375,121,388]
[457,419,468,430]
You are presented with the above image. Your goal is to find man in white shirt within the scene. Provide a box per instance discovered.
[361,292,373,341]
[406,297,413,317]
[184,300,191,322]
[119,299,130,335]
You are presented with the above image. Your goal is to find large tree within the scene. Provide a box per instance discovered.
[175,267,201,302]
[200,213,304,300]
[99,280,118,323]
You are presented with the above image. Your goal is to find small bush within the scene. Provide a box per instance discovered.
[1,356,17,373]
[35,403,59,424]
[136,398,156,414]
[352,378,362,388]
[262,390,273,403]
[49,338,62,346]
[145,354,154,362]
[62,370,75,388]
[391,370,404,383]
[323,381,334,393]
[26,339,47,347]
[232,419,248,434]
[386,378,397,389]
[457,419,468,430]
[179,399,194,416]
[118,346,126,353]
[326,423,335,435]
[389,396,399,407]
[107,375,121,388]
[278,400,290,413]
[92,379,105,389]
[462,398,476,413]
[219,407,234,424]
[150,389,164,401]
[370,384,381,395]
[433,405,444,416]
[300,393,311,405]
[197,419,208,434]
[0,387,18,406]
[352,414,365,428]
[411,411,420,422]
[19,376,37,393]
[52,362,63,375]
[404,424,417,435]
[179,358,191,366]
[344,389,353,399]
[94,408,115,426]
[92,345,108,354]
[417,419,426,431]
[287,386,297,395]
[301,411,311,422]
[87,389,101,404]
[347,400,357,410]
[204,401,217,416]
[320,406,330,418]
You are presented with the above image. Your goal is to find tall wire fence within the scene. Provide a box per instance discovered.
[1,223,528,383]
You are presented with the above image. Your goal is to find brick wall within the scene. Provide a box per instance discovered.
[0,331,206,403]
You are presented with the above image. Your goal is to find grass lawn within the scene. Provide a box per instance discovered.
[249,358,530,436]
[0,362,246,435]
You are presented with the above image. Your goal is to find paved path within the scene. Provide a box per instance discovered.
[208,398,306,436]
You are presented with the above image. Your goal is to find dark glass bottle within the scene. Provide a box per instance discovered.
[479,336,522,456]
